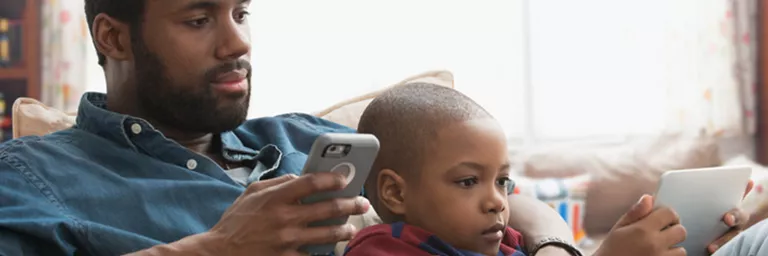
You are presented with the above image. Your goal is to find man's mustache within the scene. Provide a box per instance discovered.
[205,59,252,81]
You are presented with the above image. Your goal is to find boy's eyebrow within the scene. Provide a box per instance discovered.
[449,162,512,173]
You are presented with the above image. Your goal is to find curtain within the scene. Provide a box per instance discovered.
[41,0,89,112]
[663,0,757,137]
[528,0,757,140]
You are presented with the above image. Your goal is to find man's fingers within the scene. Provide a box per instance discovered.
[277,172,348,202]
[641,206,681,231]
[246,174,298,194]
[296,196,370,224]
[661,247,687,256]
[660,224,687,247]
[295,224,358,247]
[708,230,740,254]
[615,195,654,227]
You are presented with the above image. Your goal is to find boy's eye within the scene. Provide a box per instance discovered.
[497,177,516,194]
[456,177,479,188]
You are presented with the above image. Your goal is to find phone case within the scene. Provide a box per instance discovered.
[299,133,380,255]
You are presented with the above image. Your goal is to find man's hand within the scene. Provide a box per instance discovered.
[593,195,687,256]
[208,173,370,255]
[707,180,754,254]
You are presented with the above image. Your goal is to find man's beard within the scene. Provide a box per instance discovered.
[131,40,251,134]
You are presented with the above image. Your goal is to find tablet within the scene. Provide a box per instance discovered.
[653,166,752,256]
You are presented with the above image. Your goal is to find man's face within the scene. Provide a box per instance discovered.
[402,118,514,256]
[133,0,252,133]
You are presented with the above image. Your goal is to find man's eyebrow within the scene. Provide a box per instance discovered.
[179,0,250,12]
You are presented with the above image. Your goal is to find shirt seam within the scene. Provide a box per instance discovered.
[0,139,89,244]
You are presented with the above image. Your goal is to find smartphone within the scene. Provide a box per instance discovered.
[299,133,380,255]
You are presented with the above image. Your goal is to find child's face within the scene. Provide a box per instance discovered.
[398,118,512,255]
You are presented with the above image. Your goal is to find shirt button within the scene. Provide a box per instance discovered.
[186,159,198,170]
[130,123,142,134]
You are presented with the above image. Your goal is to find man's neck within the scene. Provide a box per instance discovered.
[105,91,216,156]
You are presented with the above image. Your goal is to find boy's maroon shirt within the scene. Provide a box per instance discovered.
[343,222,527,256]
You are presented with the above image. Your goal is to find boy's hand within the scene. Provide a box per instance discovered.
[593,195,687,256]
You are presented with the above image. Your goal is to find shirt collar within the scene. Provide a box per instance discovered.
[75,92,258,158]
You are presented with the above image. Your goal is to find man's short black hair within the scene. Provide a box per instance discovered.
[84,0,145,66]
[358,82,491,206]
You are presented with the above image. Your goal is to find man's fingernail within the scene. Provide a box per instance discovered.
[345,223,358,233]
[709,244,719,252]
[727,214,737,226]
[358,197,370,207]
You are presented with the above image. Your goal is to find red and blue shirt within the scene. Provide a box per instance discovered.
[344,222,527,256]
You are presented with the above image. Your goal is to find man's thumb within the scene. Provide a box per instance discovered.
[614,194,653,228]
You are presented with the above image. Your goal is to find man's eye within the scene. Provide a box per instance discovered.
[456,177,479,188]
[187,17,210,27]
[235,11,250,22]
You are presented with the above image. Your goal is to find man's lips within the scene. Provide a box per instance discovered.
[213,69,248,84]
[211,69,249,94]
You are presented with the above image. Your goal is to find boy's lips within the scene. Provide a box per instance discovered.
[481,223,505,242]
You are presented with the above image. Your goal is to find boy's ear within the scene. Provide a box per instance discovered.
[378,168,407,216]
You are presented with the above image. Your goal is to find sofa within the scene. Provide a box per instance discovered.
[10,70,768,255]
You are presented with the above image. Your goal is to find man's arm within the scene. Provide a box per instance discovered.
[506,194,578,256]
[124,232,223,256]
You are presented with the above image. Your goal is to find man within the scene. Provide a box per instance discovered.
[0,0,759,255]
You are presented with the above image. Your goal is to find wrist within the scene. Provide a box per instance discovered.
[125,232,225,256]
[533,246,572,256]
[528,236,582,256]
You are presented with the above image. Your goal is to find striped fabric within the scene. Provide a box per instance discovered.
[344,222,526,256]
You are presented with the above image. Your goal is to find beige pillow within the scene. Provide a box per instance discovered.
[12,70,454,138]
[313,70,454,128]
[12,98,77,139]
[517,134,722,236]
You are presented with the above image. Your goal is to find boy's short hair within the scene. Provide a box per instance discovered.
[358,82,491,205]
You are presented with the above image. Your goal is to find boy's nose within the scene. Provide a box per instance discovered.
[482,190,507,214]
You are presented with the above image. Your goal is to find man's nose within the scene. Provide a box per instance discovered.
[215,18,250,60]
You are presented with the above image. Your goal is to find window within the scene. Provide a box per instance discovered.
[84,0,755,145]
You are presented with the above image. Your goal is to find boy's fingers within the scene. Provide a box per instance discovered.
[615,195,653,227]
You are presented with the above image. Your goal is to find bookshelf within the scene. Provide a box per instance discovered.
[0,0,40,99]
[0,0,39,141]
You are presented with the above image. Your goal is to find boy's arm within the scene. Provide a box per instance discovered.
[506,194,580,256]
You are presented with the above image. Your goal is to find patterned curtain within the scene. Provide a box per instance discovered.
[40,0,89,112]
[664,0,757,137]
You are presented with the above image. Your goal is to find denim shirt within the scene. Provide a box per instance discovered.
[0,92,355,256]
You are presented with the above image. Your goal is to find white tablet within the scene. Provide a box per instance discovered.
[653,166,752,256]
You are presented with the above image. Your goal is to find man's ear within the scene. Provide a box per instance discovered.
[91,13,133,63]
[378,168,407,216]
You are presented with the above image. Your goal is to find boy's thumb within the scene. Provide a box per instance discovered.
[614,194,654,228]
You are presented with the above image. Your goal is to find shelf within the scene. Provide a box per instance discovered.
[0,67,27,79]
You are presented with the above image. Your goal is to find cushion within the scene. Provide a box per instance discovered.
[515,134,722,236]
[12,70,455,138]
[313,70,454,128]
[12,97,77,139]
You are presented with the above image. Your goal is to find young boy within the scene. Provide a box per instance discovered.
[344,83,526,256]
